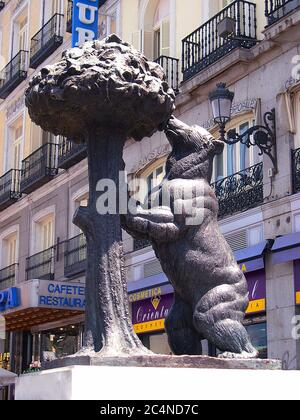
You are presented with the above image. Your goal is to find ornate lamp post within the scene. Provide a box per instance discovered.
[209,83,277,173]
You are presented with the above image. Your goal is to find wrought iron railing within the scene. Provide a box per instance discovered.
[0,169,21,210]
[182,0,257,81]
[265,0,300,26]
[58,138,87,170]
[26,247,55,281]
[155,56,180,93]
[211,163,264,219]
[292,148,300,193]
[0,264,18,291]
[0,50,28,99]
[30,13,64,69]
[20,143,58,194]
[64,234,87,277]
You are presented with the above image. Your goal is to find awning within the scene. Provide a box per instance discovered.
[234,241,270,273]
[271,232,300,265]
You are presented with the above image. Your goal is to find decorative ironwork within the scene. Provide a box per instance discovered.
[265,0,300,26]
[64,234,87,277]
[292,147,300,193]
[30,13,64,69]
[26,247,55,281]
[20,143,58,194]
[0,264,18,291]
[0,50,28,99]
[0,169,21,211]
[155,56,180,93]
[58,138,87,170]
[225,109,277,173]
[211,163,264,219]
[182,0,257,81]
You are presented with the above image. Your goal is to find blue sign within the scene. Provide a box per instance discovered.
[0,288,20,312]
[72,0,99,47]
[39,283,85,310]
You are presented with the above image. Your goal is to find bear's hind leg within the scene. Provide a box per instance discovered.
[193,282,258,359]
[165,294,203,356]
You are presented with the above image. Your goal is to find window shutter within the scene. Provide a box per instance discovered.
[143,30,154,60]
[30,123,42,152]
[131,31,141,51]
[161,19,170,57]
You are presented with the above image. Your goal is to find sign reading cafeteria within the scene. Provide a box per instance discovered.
[72,0,99,47]
[38,282,85,310]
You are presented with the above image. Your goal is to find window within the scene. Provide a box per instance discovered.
[11,12,28,58]
[6,117,23,171]
[32,213,55,254]
[2,233,18,267]
[142,0,170,60]
[42,0,63,23]
[98,3,119,40]
[212,117,260,182]
[136,157,166,205]
[245,322,267,359]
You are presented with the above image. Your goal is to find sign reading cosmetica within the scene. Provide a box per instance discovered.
[72,0,99,47]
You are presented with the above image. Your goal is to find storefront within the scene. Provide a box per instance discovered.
[0,280,85,374]
[130,241,269,358]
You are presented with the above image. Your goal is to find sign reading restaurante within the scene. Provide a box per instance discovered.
[72,0,99,47]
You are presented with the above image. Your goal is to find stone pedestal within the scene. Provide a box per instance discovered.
[15,363,300,401]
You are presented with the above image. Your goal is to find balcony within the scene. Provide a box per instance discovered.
[133,238,152,252]
[20,143,58,195]
[30,14,64,69]
[0,170,21,211]
[26,247,55,281]
[265,0,300,26]
[211,163,264,219]
[0,264,18,291]
[0,50,28,99]
[58,138,87,170]
[292,148,300,194]
[64,234,87,278]
[66,0,107,33]
[155,56,180,93]
[182,0,257,81]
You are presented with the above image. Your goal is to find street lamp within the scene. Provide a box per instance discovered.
[209,83,277,173]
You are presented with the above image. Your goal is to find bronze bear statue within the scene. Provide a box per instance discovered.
[123,116,258,359]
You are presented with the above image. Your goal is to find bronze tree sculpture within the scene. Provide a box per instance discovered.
[25,35,175,356]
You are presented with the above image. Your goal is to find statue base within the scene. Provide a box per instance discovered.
[43,354,281,371]
[15,359,299,401]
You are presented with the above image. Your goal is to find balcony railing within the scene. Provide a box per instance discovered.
[182,0,257,81]
[133,238,152,252]
[26,247,55,281]
[211,163,264,219]
[64,234,87,277]
[20,143,58,195]
[0,169,21,211]
[66,0,107,33]
[265,0,300,26]
[0,264,18,291]
[155,56,180,93]
[30,13,64,69]
[292,148,300,194]
[58,138,87,170]
[0,50,28,99]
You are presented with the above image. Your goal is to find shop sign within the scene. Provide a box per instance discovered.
[72,0,99,47]
[38,282,85,310]
[0,288,20,312]
[246,271,266,314]
[129,287,162,303]
[294,261,300,305]
[132,293,174,334]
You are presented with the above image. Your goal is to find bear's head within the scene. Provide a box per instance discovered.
[164,116,224,182]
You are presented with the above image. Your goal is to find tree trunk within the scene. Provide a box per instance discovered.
[73,129,149,356]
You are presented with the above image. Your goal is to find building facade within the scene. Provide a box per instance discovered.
[1,0,300,396]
